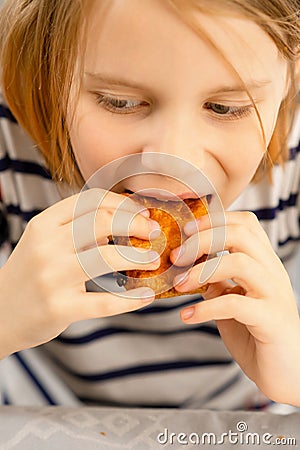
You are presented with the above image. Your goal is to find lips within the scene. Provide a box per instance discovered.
[124,189,212,204]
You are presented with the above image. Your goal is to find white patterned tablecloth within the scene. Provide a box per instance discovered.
[0,406,299,449]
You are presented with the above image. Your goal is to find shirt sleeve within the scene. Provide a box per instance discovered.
[0,90,27,252]
[0,195,8,248]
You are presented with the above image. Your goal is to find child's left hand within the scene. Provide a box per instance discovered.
[170,210,300,406]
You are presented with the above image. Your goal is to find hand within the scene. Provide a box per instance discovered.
[170,211,300,406]
[0,189,160,358]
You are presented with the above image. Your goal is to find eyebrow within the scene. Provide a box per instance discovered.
[208,79,272,95]
[84,72,272,94]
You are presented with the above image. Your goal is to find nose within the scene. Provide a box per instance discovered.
[141,112,206,178]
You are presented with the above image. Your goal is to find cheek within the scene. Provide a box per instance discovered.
[69,109,136,181]
[213,121,265,205]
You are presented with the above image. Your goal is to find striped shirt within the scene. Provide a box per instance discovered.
[0,91,300,411]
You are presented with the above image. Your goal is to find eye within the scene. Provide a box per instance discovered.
[204,102,253,120]
[207,103,230,115]
[95,94,148,114]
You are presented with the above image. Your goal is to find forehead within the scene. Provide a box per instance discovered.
[84,0,285,89]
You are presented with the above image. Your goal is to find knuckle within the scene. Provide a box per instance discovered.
[26,214,41,234]
[242,211,259,226]
[25,216,48,250]
[101,208,113,222]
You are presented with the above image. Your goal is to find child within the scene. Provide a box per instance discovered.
[0,0,299,409]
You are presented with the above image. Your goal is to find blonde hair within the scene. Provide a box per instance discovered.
[0,0,299,188]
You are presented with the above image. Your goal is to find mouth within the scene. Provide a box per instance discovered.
[124,189,212,205]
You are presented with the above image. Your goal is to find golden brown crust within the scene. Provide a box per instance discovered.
[114,194,209,299]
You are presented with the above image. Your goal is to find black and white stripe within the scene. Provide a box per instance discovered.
[0,96,299,410]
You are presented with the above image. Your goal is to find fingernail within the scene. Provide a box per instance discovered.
[141,288,155,303]
[182,306,195,320]
[174,271,189,286]
[172,244,186,261]
[184,220,199,234]
[148,250,160,263]
[140,209,150,217]
[149,220,161,239]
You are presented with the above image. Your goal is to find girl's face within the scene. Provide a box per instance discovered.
[69,0,288,208]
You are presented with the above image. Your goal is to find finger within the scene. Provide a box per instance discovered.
[72,244,161,282]
[174,252,272,298]
[180,293,265,327]
[71,207,160,252]
[201,280,240,300]
[171,219,276,272]
[223,285,246,295]
[73,287,156,321]
[36,188,150,228]
[183,210,273,251]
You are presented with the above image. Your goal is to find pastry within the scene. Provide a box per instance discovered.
[113,192,209,299]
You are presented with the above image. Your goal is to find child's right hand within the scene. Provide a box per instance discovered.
[0,189,161,359]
